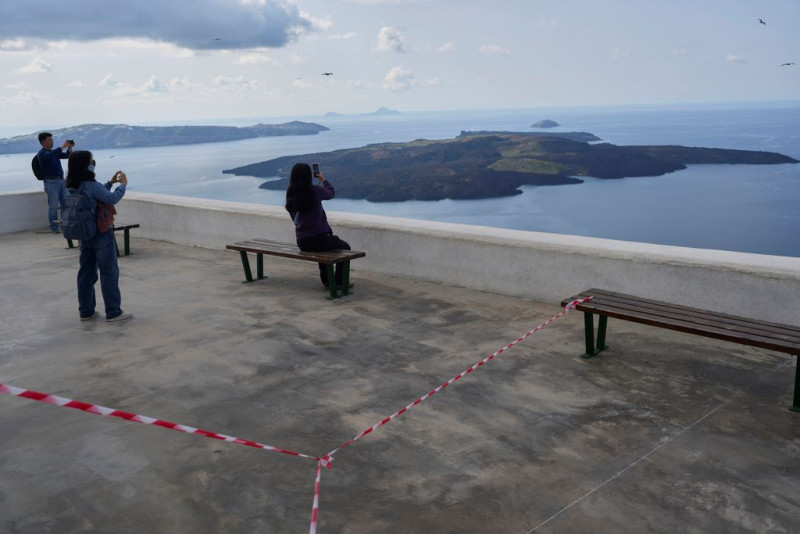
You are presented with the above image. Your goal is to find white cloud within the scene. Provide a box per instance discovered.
[537,18,558,27]
[329,32,358,40]
[293,78,313,89]
[479,44,511,56]
[377,27,407,53]
[5,82,29,90]
[424,78,440,86]
[214,75,261,90]
[67,81,86,87]
[141,76,167,93]
[98,74,118,87]
[726,54,746,64]
[290,53,308,64]
[672,48,687,56]
[236,50,280,65]
[0,38,48,51]
[383,65,415,91]
[0,89,41,107]
[438,42,456,53]
[16,57,52,74]
[0,0,314,50]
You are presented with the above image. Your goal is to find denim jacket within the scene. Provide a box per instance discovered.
[78,180,126,249]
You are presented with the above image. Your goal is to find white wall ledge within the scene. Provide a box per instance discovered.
[3,190,799,324]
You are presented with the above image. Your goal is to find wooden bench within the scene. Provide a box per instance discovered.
[66,223,140,257]
[226,238,366,300]
[561,288,800,412]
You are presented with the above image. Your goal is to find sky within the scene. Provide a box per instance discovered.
[0,0,798,129]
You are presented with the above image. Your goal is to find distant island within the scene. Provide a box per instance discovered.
[323,107,401,118]
[0,121,329,155]
[532,119,560,128]
[223,131,799,202]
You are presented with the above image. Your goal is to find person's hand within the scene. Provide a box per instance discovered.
[316,171,325,182]
[116,171,128,186]
[60,141,71,150]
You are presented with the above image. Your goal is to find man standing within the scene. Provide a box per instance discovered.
[36,132,72,233]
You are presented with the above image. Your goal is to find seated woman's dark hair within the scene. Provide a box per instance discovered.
[65,150,96,189]
[285,163,315,214]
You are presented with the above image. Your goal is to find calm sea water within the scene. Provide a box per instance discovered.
[1,103,798,257]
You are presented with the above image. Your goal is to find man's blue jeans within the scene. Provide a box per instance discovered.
[43,179,66,232]
[77,234,122,319]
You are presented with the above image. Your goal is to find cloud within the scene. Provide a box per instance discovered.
[329,32,358,40]
[98,74,119,87]
[0,0,314,50]
[479,44,511,56]
[0,38,48,51]
[424,78,440,86]
[0,89,41,107]
[383,65,415,91]
[438,42,456,53]
[214,75,261,90]
[16,57,52,74]
[141,76,167,93]
[67,81,86,88]
[377,27,407,53]
[347,0,426,3]
[236,50,280,65]
[293,78,313,89]
[672,48,687,56]
[726,54,746,64]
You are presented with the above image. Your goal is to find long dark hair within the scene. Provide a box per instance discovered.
[285,163,315,214]
[65,150,95,189]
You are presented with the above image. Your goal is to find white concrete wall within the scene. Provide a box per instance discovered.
[0,191,49,234]
[3,190,800,324]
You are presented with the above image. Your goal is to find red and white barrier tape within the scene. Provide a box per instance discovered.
[0,383,320,462]
[0,297,590,534]
[323,297,592,463]
[308,297,591,533]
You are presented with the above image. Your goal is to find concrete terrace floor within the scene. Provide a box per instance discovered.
[0,230,798,534]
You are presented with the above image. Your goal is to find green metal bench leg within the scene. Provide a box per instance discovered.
[582,312,609,359]
[257,253,263,280]
[791,354,800,413]
[239,251,254,282]
[341,261,351,296]
[123,228,131,256]
[66,238,75,249]
[326,265,338,299]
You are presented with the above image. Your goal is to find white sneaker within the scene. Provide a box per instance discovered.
[107,312,133,322]
[80,312,99,321]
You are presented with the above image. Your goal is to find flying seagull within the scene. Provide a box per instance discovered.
[321,72,333,76]
[781,62,796,66]
[758,18,766,25]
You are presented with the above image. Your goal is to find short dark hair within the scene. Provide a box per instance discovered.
[38,132,52,145]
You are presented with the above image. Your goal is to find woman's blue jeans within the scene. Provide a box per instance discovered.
[77,233,122,319]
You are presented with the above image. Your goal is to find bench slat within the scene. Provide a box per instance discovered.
[226,239,365,264]
[562,289,800,354]
[576,300,800,353]
[581,288,800,335]
[568,292,800,345]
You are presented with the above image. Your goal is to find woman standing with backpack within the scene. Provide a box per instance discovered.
[65,150,132,322]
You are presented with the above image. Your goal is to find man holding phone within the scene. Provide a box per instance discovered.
[36,132,73,233]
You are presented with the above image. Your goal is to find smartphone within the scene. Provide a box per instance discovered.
[67,140,75,146]
[312,162,320,177]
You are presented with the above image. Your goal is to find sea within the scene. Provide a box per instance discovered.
[1,102,799,258]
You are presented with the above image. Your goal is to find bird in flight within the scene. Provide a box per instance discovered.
[321,72,333,76]
[758,18,766,25]
[781,62,795,66]
[213,37,221,41]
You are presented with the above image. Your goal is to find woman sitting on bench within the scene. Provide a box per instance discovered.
[285,162,352,289]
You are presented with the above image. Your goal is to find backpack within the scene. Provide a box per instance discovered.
[32,154,45,180]
[60,185,97,241]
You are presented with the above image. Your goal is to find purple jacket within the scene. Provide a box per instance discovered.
[291,181,335,239]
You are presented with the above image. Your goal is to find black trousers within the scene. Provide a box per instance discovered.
[297,232,351,286]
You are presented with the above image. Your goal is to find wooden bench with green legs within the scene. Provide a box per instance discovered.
[561,288,800,412]
[226,238,366,300]
[66,223,140,257]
